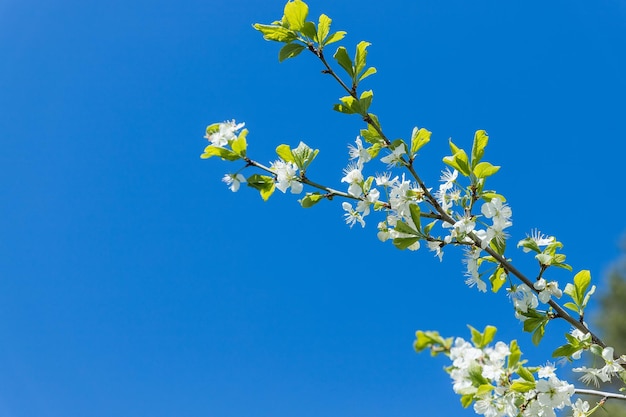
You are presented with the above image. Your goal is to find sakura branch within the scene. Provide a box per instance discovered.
[202,1,626,415]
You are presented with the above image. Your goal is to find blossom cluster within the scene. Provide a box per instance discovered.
[448,337,583,417]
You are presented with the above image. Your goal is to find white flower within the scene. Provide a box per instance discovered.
[348,136,371,168]
[573,365,604,387]
[375,172,397,187]
[481,198,512,232]
[533,278,562,303]
[206,120,245,147]
[426,240,444,262]
[342,202,365,228]
[535,377,574,410]
[538,363,556,379]
[388,174,423,218]
[222,173,246,192]
[530,229,554,246]
[464,248,486,292]
[571,398,590,417]
[356,188,380,217]
[509,284,539,315]
[439,168,458,191]
[380,143,406,166]
[599,346,623,382]
[271,160,302,194]
[341,163,364,196]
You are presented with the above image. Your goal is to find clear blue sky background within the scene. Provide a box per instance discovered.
[2,1,626,416]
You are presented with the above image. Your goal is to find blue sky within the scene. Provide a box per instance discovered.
[2,0,626,416]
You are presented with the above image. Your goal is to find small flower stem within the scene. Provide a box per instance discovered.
[575,388,626,401]
[311,47,355,99]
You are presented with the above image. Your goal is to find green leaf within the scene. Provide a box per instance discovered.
[481,192,506,202]
[476,384,495,396]
[460,394,474,408]
[278,43,305,62]
[359,90,373,113]
[333,46,354,77]
[231,129,248,156]
[481,325,497,347]
[359,66,377,82]
[473,161,500,179]
[516,366,535,382]
[552,343,581,359]
[532,324,546,346]
[246,174,276,201]
[510,380,535,393]
[563,301,580,313]
[354,40,370,79]
[413,330,448,353]
[394,220,419,236]
[291,141,319,171]
[333,103,355,114]
[393,237,420,250]
[410,127,431,156]
[316,14,331,44]
[276,144,295,162]
[443,150,471,177]
[300,21,317,39]
[335,95,361,114]
[323,31,346,46]
[409,203,422,232]
[283,0,308,31]
[573,270,591,304]
[469,325,482,346]
[253,24,297,43]
[299,192,325,208]
[517,237,541,254]
[490,267,506,293]
[200,145,240,161]
[360,124,383,144]
[471,130,489,168]
[508,340,521,369]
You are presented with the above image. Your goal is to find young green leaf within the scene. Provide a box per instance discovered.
[393,237,420,250]
[410,127,431,156]
[359,66,377,82]
[278,43,306,62]
[300,21,317,39]
[359,90,373,113]
[316,14,331,44]
[231,129,248,156]
[299,192,325,208]
[354,41,371,78]
[409,203,422,232]
[507,340,521,369]
[283,0,308,31]
[473,161,500,179]
[253,24,298,43]
[201,145,240,161]
[333,46,354,77]
[291,141,319,171]
[323,31,346,46]
[471,130,489,168]
[247,174,276,201]
[276,144,295,163]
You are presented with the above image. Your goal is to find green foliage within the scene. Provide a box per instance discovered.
[563,270,596,315]
[468,324,497,349]
[409,127,431,158]
[279,43,306,62]
[443,139,471,176]
[247,174,276,201]
[299,192,325,208]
